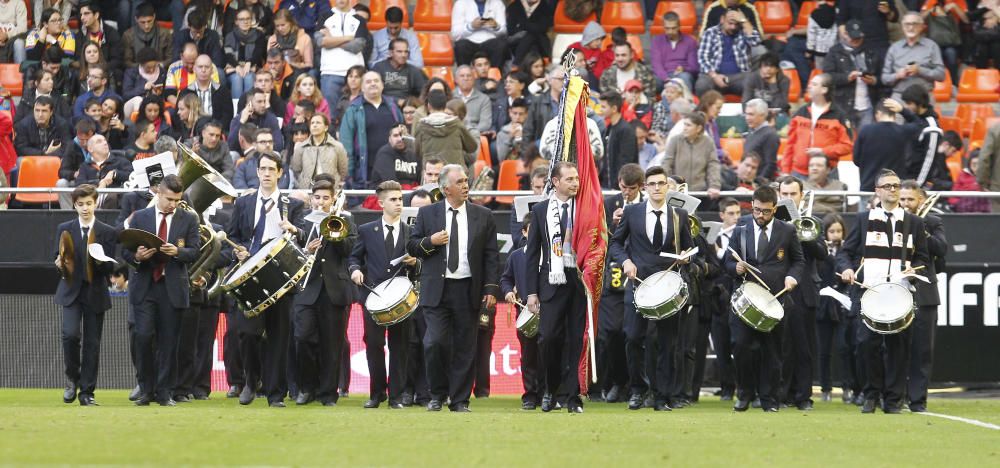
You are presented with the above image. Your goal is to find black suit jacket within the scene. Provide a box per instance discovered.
[914,214,946,307]
[608,201,695,280]
[295,213,358,307]
[225,192,307,254]
[723,217,805,293]
[13,116,70,158]
[53,219,117,310]
[122,207,202,309]
[349,218,422,304]
[407,201,500,307]
[116,191,155,228]
[792,234,828,309]
[500,246,529,301]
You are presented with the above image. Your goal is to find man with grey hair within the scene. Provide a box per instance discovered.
[453,65,493,135]
[407,164,500,412]
[881,12,945,101]
[743,98,780,181]
[523,66,566,147]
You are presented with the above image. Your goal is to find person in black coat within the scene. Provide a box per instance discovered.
[350,181,422,409]
[501,216,542,410]
[608,166,695,411]
[77,3,125,86]
[722,185,805,412]
[13,96,70,158]
[54,184,119,406]
[121,175,202,406]
[15,71,72,125]
[505,0,554,64]
[407,164,500,412]
[600,91,638,189]
[225,153,307,407]
[122,51,168,103]
[172,11,226,70]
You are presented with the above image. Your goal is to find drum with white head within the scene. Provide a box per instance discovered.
[860,282,915,334]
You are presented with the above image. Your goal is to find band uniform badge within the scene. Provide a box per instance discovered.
[777,248,785,260]
[177,238,185,248]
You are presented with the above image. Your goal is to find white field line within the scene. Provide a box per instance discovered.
[917,411,1000,430]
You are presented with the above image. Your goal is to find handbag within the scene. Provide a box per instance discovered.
[927,14,961,48]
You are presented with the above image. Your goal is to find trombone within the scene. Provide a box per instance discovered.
[793,190,822,242]
[916,192,941,218]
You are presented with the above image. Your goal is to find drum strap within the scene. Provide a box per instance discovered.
[672,209,680,255]
[900,213,912,266]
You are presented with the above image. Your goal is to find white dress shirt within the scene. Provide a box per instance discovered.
[645,201,670,248]
[253,190,283,244]
[445,201,471,279]
[79,218,94,239]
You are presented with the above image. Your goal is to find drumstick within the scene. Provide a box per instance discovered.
[361,282,383,298]
[774,286,790,298]
[726,247,770,292]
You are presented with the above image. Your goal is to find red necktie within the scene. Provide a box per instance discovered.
[153,212,167,282]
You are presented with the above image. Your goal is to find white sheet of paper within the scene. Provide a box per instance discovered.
[390,255,406,266]
[659,246,699,260]
[87,243,117,264]
[820,287,852,311]
[894,273,931,283]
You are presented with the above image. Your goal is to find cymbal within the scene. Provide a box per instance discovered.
[58,230,74,280]
[119,228,164,250]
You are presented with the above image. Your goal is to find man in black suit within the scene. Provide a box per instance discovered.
[122,175,202,406]
[608,166,695,412]
[723,185,805,412]
[293,181,357,407]
[407,164,500,412]
[54,184,118,406]
[524,161,589,414]
[899,180,945,414]
[595,163,645,403]
[712,198,742,401]
[351,181,420,409]
[226,153,306,407]
[776,176,828,411]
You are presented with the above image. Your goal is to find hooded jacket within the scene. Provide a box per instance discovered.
[412,112,478,167]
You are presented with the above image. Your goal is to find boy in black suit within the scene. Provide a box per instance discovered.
[54,184,118,406]
[501,216,541,410]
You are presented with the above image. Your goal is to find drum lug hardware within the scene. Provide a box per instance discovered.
[263,288,270,295]
[282,271,291,279]
[252,277,259,284]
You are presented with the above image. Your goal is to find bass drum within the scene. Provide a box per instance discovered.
[222,235,313,317]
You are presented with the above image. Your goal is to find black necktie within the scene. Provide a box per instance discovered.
[448,208,459,273]
[885,212,895,249]
[385,225,395,258]
[560,202,569,239]
[652,210,663,250]
[757,225,768,263]
[82,226,89,240]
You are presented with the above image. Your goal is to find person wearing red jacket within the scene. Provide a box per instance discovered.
[0,111,14,179]
[780,73,853,178]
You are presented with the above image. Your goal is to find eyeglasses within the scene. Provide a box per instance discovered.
[645,181,669,188]
[902,22,923,27]
[877,183,901,191]
[752,207,774,215]
[257,140,274,145]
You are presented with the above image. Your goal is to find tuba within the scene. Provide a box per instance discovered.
[416,182,444,203]
[793,190,822,242]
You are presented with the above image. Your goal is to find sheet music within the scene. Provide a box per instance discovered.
[820,287,852,311]
[87,244,118,264]
[659,247,699,260]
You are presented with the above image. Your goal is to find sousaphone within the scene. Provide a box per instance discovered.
[177,142,239,214]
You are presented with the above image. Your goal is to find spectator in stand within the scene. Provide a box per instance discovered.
[953,153,990,213]
[496,98,529,162]
[444,99,479,162]
[494,71,529,133]
[231,121,259,167]
[286,74,330,122]
[292,113,349,189]
[401,97,419,132]
[721,152,765,205]
[472,52,500,101]
[600,42,656,101]
[172,8,225,70]
[123,3,173,69]
[96,96,127,150]
[236,70,286,122]
[192,120,233,180]
[852,100,908,191]
[977,118,1000,213]
[222,0,274,38]
[73,65,120,119]
[122,47,168,112]
[133,95,172,139]
[224,6,268,99]
[76,2,124,82]
[332,65,366,131]
[181,0,225,32]
[283,99,315,151]
[230,87,283,152]
[373,38,428,105]
[15,96,70,160]
[75,42,111,98]
[506,0,553,64]
[0,0,27,63]
[971,1,1000,69]
[264,48,301,101]
[316,0,365,113]
[413,89,478,167]
[741,53,789,114]
[125,120,159,162]
[651,11,700,91]
[806,0,838,70]
[781,73,852,180]
[568,22,613,91]
[635,121,658,170]
[823,20,886,131]
[340,71,403,188]
[234,128,291,190]
[837,0,899,53]
[743,98,780,182]
[696,90,726,162]
[661,111,722,197]
[16,70,71,125]
[803,154,847,214]
[370,123,420,188]
[700,0,762,37]
[270,8,315,76]
[164,42,209,106]
[522,53,548,96]
[523,67,563,148]
[881,12,945,102]
[622,80,652,129]
[171,93,209,147]
[894,87,950,190]
[74,134,132,197]
[370,6,424,68]
[454,65,493,136]
[25,8,75,63]
[451,0,507,66]
[55,119,97,209]
[277,0,331,36]
[651,98,695,157]
[177,55,233,129]
[599,90,637,189]
[696,9,761,96]
[921,1,966,84]
[650,78,692,136]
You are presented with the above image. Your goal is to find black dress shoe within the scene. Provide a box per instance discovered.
[79,395,98,406]
[720,390,734,402]
[567,404,584,414]
[884,405,902,414]
[321,400,337,407]
[522,401,537,410]
[226,386,240,398]
[733,399,751,412]
[63,381,78,404]
[643,394,655,408]
[451,405,471,413]
[763,407,779,412]
[269,401,286,408]
[400,392,414,406]
[909,403,927,413]
[852,394,865,406]
[540,393,555,412]
[427,399,443,411]
[128,385,142,402]
[862,399,879,414]
[654,402,672,412]
[193,393,209,400]
[588,392,605,403]
[796,400,814,411]
[296,392,314,405]
[751,398,762,409]
[673,399,691,409]
[239,385,256,405]
[173,395,191,403]
[627,394,643,410]
[364,397,383,408]
[134,395,152,406]
[606,385,621,403]
[158,399,177,406]
[842,389,854,404]
[388,402,404,409]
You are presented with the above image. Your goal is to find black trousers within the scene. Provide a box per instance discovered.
[287,305,302,398]
[339,326,351,394]
[517,328,541,405]
[473,309,496,397]
[672,306,700,401]
[293,288,347,404]
[857,318,910,408]
[423,278,477,409]
[224,307,245,389]
[817,315,862,394]
[624,286,679,403]
[362,306,411,402]
[711,302,736,394]
[454,37,508,67]
[730,312,782,409]
[509,31,551,63]
[690,311,713,402]
[781,302,816,404]
[61,295,106,397]
[596,291,628,395]
[135,281,183,402]
[236,294,291,404]
[175,304,220,397]
[907,305,937,407]
[537,272,587,407]
[405,307,430,403]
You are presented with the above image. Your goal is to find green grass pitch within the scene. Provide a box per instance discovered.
[2,389,998,466]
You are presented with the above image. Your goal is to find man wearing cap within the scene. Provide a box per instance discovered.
[600,42,656,101]
[822,19,888,131]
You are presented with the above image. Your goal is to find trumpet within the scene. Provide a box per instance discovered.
[318,190,349,242]
[916,192,941,218]
[794,190,821,242]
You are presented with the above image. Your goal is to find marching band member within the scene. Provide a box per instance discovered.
[723,185,804,412]
[608,166,695,412]
[501,216,541,410]
[122,175,201,406]
[407,164,500,412]
[711,197,741,401]
[815,214,862,404]
[837,169,929,414]
[55,184,118,406]
[225,153,306,407]
[349,181,419,409]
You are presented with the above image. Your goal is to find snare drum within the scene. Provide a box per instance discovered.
[634,270,689,320]
[365,276,419,326]
[222,235,313,318]
[516,307,539,338]
[731,282,784,332]
[860,282,915,334]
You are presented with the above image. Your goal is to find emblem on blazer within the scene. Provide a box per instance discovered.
[777,248,784,260]
[177,238,185,248]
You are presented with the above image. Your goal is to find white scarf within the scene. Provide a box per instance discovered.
[862,208,912,286]
[546,195,575,285]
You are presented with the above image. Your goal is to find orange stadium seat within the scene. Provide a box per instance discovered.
[933,69,953,103]
[553,2,597,33]
[955,104,996,137]
[413,0,453,31]
[721,137,744,163]
[938,115,961,135]
[970,117,1000,147]
[418,32,455,66]
[601,1,645,34]
[14,156,61,205]
[0,63,22,97]
[956,68,1000,103]
[601,34,644,61]
[946,158,961,182]
[783,68,801,102]
[794,1,817,28]
[756,0,794,35]
[495,159,525,204]
[650,1,698,35]
[477,135,491,166]
[367,0,409,30]
[424,66,454,88]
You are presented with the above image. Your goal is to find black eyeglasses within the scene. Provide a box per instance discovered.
[752,207,774,215]
[877,183,901,191]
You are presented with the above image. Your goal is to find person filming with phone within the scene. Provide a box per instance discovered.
[822,19,888,131]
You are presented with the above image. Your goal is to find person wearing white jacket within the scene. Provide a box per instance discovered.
[451,0,508,66]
